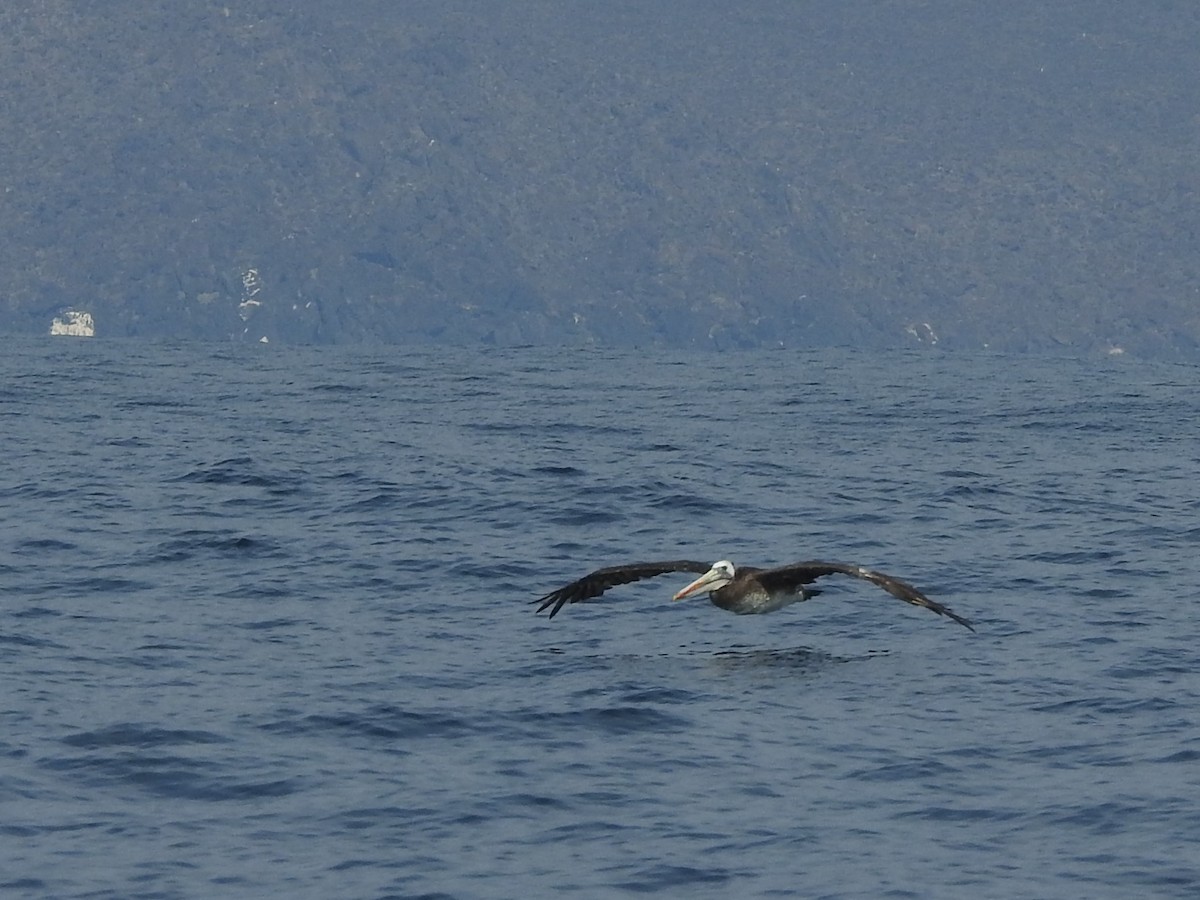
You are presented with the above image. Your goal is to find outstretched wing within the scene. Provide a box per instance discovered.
[534,560,712,619]
[757,561,974,631]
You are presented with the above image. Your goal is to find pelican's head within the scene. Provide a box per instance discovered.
[672,560,736,600]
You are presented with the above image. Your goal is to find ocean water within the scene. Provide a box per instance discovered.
[2,339,1199,899]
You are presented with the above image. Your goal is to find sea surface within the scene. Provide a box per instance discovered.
[2,339,1199,899]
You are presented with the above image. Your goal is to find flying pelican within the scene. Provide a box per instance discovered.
[534,559,973,631]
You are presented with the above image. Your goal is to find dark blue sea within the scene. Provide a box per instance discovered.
[3,339,1199,899]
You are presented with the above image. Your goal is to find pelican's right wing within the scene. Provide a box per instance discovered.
[534,560,712,619]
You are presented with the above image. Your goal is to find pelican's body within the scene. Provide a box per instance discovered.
[534,558,973,631]
[675,561,811,615]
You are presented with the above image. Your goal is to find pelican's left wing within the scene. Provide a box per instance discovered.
[757,561,974,631]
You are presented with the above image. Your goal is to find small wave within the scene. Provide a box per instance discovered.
[311,383,367,394]
[138,531,286,564]
[236,617,309,631]
[174,457,302,491]
[895,805,1023,823]
[61,724,229,749]
[336,490,403,512]
[262,706,475,742]
[1031,696,1178,716]
[116,397,198,411]
[848,757,961,783]
[1023,549,1121,564]
[14,537,79,552]
[512,705,692,736]
[531,465,585,476]
[614,863,735,891]
[646,492,725,512]
[546,506,625,526]
[0,632,67,650]
[43,752,300,801]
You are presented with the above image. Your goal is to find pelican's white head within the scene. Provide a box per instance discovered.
[672,560,737,600]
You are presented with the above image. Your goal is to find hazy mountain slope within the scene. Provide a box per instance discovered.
[2,2,1197,356]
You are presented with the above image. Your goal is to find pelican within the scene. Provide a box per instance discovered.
[534,559,973,631]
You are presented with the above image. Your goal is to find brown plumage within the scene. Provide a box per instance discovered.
[534,558,973,631]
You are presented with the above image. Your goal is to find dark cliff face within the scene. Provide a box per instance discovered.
[3,2,1198,358]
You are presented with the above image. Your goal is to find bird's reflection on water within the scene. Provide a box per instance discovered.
[535,643,891,678]
[704,644,890,673]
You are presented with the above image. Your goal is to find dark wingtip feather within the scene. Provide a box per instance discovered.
[878,572,974,632]
[533,591,567,618]
[890,578,974,632]
[938,606,975,632]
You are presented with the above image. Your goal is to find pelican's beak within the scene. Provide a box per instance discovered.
[672,568,723,601]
